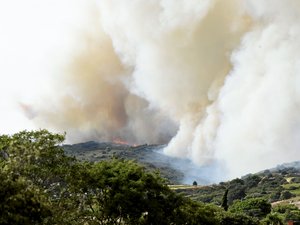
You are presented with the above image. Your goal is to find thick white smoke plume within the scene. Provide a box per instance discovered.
[17,0,300,179]
[214,0,300,177]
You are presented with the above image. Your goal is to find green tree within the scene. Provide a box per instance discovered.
[68,159,187,224]
[273,204,300,222]
[244,174,261,188]
[175,201,220,225]
[0,130,76,197]
[280,191,295,200]
[0,168,51,225]
[0,130,76,224]
[228,178,246,204]
[221,189,229,211]
[269,189,282,202]
[273,204,299,214]
[216,211,259,225]
[0,130,272,224]
[260,212,284,225]
[229,197,271,219]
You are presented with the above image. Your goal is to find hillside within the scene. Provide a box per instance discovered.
[4,130,300,224]
[64,141,224,185]
[63,141,185,183]
[64,141,300,208]
[174,163,300,208]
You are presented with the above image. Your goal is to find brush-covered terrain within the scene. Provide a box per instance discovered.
[64,142,300,193]
[64,141,186,183]
[65,140,300,223]
[2,130,300,225]
[174,163,300,205]
[65,141,300,205]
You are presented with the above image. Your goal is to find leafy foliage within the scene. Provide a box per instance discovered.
[221,189,229,211]
[216,211,259,225]
[272,204,300,222]
[64,141,184,184]
[66,159,187,224]
[260,212,284,225]
[0,130,227,224]
[0,168,51,225]
[2,129,300,224]
[229,197,271,219]
[178,164,300,208]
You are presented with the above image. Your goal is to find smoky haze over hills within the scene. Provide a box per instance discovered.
[64,141,225,184]
[64,141,300,185]
[3,0,300,181]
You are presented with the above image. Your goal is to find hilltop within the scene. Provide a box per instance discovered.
[63,141,185,183]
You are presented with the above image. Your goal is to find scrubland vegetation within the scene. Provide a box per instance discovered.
[1,130,300,224]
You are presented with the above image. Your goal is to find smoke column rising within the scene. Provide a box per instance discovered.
[33,7,176,144]
[215,0,300,177]
[9,0,300,179]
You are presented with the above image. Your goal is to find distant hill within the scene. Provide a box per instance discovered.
[63,141,185,183]
[64,141,222,185]
[64,141,300,207]
[173,162,300,208]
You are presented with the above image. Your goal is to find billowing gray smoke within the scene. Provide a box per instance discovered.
[29,0,300,179]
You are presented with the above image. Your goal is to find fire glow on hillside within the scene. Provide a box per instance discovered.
[113,138,138,147]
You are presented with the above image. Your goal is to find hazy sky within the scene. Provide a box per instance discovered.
[0,0,91,134]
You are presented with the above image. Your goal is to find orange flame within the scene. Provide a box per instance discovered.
[113,138,138,147]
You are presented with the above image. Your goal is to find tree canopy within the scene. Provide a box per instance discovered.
[1,129,300,225]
